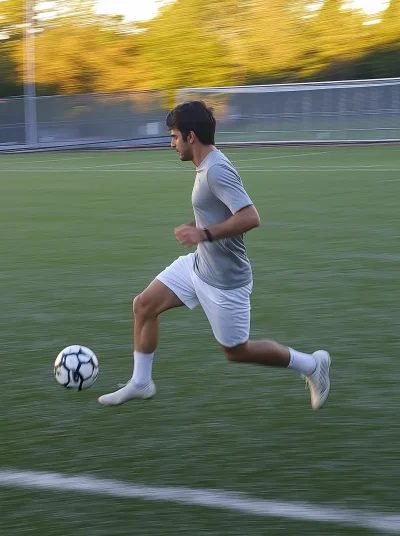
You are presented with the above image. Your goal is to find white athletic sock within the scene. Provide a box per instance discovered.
[287,347,316,376]
[132,351,154,386]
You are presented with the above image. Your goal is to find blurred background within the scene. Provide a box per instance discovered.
[0,0,399,148]
[1,3,400,536]
[1,0,399,96]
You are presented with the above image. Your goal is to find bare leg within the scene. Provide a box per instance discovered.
[221,339,290,367]
[133,298,160,353]
[222,340,331,410]
[98,279,183,405]
[133,279,183,352]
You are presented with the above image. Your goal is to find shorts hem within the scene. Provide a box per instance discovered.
[214,336,249,348]
[156,275,198,310]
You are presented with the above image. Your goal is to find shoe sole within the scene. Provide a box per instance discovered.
[98,382,156,405]
[312,350,331,409]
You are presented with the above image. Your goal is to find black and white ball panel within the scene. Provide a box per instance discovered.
[54,345,99,390]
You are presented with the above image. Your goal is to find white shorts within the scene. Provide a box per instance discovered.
[156,253,252,348]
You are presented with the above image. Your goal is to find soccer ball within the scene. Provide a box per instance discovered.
[54,345,99,390]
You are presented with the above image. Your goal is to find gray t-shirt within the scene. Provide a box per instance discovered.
[192,149,253,290]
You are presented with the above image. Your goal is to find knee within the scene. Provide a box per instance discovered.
[132,292,156,320]
[221,343,246,362]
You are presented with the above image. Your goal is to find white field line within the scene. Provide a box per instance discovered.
[0,154,100,164]
[237,168,400,173]
[40,160,178,170]
[0,150,328,171]
[0,158,178,169]
[239,164,397,169]
[0,150,398,174]
[1,469,400,533]
[0,168,185,173]
[228,151,329,162]
[1,167,400,173]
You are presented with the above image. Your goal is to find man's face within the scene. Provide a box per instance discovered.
[170,128,193,161]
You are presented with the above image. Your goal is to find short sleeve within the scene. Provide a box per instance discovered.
[206,163,253,214]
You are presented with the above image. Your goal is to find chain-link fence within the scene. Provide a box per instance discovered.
[1,78,400,151]
[177,78,400,144]
[0,90,170,150]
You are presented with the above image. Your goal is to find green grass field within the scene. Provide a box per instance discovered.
[0,146,399,535]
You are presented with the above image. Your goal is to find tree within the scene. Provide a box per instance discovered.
[379,0,400,42]
[0,0,24,38]
[136,0,233,92]
[240,0,310,83]
[0,40,21,96]
[34,24,144,94]
[296,0,368,79]
[1,0,400,98]
[0,0,25,95]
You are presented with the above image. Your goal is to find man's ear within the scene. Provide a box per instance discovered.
[188,131,196,144]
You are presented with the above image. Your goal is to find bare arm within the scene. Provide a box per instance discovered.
[174,206,260,247]
[206,204,260,240]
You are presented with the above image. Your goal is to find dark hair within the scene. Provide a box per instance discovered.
[166,101,216,145]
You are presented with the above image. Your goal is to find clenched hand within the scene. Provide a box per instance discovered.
[174,225,206,247]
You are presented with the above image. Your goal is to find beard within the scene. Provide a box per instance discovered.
[178,148,192,161]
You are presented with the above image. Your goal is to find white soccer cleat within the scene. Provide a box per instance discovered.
[303,350,331,410]
[98,380,156,406]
